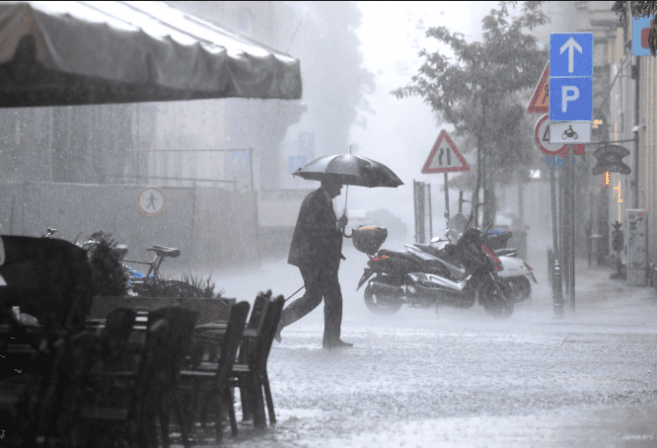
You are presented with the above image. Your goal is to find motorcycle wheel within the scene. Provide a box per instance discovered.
[500,276,531,303]
[480,280,514,319]
[363,283,403,315]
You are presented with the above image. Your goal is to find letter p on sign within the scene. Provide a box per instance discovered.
[562,86,579,112]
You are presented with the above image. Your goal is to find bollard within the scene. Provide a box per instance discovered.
[552,258,564,318]
[547,248,554,285]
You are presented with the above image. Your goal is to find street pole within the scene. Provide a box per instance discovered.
[550,155,563,317]
[569,145,576,312]
[561,157,570,297]
[444,172,450,221]
[428,183,433,241]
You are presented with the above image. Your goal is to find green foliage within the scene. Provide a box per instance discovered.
[179,273,225,299]
[86,232,129,297]
[391,1,548,192]
[613,1,657,55]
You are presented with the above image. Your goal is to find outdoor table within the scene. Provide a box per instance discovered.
[194,324,257,339]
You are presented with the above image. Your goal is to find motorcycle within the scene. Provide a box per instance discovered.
[431,213,536,302]
[417,224,537,304]
[354,226,514,318]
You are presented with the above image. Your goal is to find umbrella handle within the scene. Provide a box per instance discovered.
[342,227,354,238]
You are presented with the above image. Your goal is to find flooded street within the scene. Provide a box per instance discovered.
[2,2,657,446]
[186,245,657,447]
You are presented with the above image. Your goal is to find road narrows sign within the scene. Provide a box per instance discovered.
[527,62,550,113]
[422,130,470,173]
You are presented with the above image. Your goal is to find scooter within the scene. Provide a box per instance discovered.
[415,231,537,304]
[421,213,537,304]
[353,226,514,318]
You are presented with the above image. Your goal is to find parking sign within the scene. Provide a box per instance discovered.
[548,77,592,122]
[549,32,593,129]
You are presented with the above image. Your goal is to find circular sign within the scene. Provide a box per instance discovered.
[137,187,166,217]
[535,114,569,156]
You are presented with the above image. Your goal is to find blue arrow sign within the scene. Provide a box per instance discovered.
[549,32,593,122]
[550,33,592,78]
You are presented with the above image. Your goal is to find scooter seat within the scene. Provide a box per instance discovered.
[494,248,517,257]
[413,243,442,258]
[378,249,417,263]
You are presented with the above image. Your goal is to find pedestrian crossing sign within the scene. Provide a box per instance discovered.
[422,130,470,173]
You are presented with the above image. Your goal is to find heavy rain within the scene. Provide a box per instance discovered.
[1,1,657,447]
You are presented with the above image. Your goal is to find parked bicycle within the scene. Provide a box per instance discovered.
[122,245,212,299]
[46,228,213,299]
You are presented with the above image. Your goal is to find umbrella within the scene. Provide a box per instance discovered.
[292,151,403,237]
[292,154,403,188]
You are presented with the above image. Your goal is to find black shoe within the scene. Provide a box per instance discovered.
[322,339,353,349]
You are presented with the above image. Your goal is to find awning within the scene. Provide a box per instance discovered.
[0,1,302,107]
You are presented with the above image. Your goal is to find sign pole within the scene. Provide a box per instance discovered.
[569,145,576,312]
[444,172,450,220]
[549,156,564,316]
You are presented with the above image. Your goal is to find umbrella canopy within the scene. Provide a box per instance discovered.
[293,154,403,188]
[0,1,302,107]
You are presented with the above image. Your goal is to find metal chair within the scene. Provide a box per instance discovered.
[229,293,284,428]
[150,307,200,448]
[178,301,250,444]
[76,306,198,447]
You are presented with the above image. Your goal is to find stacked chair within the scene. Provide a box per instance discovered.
[174,301,250,445]
[0,234,286,446]
[173,290,284,445]
[231,292,285,428]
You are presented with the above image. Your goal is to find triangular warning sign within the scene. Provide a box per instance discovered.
[527,62,549,113]
[422,130,470,173]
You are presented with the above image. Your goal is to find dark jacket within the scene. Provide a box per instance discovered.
[288,187,343,272]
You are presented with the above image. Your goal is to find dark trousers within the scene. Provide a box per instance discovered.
[280,264,343,343]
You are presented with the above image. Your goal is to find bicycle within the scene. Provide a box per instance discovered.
[50,229,212,299]
[122,245,211,299]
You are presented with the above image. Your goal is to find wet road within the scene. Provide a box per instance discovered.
[173,243,657,447]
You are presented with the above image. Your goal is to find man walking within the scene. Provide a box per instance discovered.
[275,177,352,349]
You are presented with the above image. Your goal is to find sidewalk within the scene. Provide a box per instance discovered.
[530,260,657,328]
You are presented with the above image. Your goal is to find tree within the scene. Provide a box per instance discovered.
[613,1,657,55]
[391,1,547,227]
